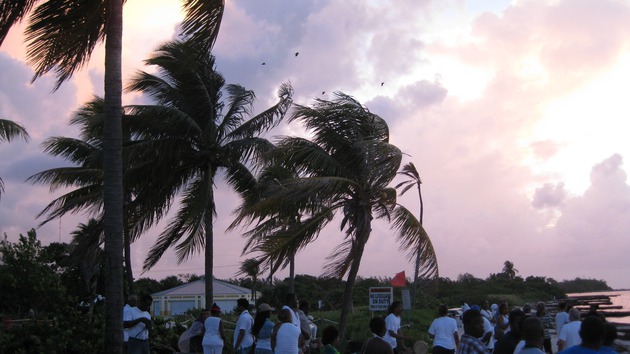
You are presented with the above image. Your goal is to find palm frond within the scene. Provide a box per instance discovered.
[180,0,224,54]
[0,119,30,142]
[25,0,108,89]
[0,0,38,45]
[391,205,439,281]
[225,82,293,141]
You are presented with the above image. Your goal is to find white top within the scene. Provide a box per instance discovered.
[123,304,132,341]
[383,313,401,349]
[233,310,255,349]
[124,306,151,341]
[558,321,582,348]
[274,322,301,354]
[428,316,458,350]
[482,316,494,350]
[555,312,569,335]
[514,340,525,354]
[203,316,224,347]
[481,309,493,321]
[282,305,301,328]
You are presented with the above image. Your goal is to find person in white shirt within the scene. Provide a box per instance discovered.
[123,294,153,354]
[555,302,569,336]
[272,308,302,354]
[123,295,138,347]
[557,308,581,351]
[203,304,226,354]
[282,293,301,328]
[383,301,410,353]
[233,298,255,354]
[428,305,460,354]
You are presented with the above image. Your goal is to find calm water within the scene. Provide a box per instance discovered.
[568,289,630,325]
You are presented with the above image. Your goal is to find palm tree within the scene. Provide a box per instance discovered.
[126,39,293,308]
[232,92,437,341]
[1,2,225,351]
[236,258,263,302]
[502,260,518,280]
[0,119,30,201]
[396,162,439,305]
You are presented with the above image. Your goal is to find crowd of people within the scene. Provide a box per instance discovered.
[120,295,621,354]
[442,300,619,354]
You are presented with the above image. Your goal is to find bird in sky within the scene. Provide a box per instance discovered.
[322,91,325,95]
[261,62,266,65]
[381,82,384,86]
[295,52,299,57]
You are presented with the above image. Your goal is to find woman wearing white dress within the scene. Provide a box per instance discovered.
[203,303,226,354]
[272,308,302,354]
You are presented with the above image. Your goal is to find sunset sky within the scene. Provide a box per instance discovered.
[1,0,630,289]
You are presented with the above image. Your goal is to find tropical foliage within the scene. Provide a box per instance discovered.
[232,92,438,340]
[0,119,30,200]
[125,39,293,308]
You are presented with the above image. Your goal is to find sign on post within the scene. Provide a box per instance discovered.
[369,287,393,311]
[401,289,411,310]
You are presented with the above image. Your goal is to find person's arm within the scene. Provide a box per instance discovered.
[123,316,150,329]
[396,328,409,349]
[454,331,460,347]
[271,323,282,351]
[557,340,566,352]
[233,329,245,352]
[219,320,226,343]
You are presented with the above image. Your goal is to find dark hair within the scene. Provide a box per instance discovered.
[370,317,386,336]
[603,322,618,346]
[438,304,448,316]
[237,298,249,309]
[388,301,402,314]
[322,325,339,346]
[508,309,525,324]
[140,294,153,303]
[278,308,292,323]
[285,293,297,305]
[253,309,271,336]
[558,302,567,310]
[521,317,544,341]
[580,316,605,344]
[462,309,482,326]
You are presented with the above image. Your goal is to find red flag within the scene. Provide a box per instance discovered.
[390,271,407,287]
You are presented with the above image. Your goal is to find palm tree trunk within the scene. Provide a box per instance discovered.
[411,185,424,307]
[204,189,214,309]
[124,232,134,295]
[103,0,124,352]
[289,254,295,294]
[338,217,372,343]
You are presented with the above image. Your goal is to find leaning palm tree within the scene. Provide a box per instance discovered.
[396,162,439,305]
[1,2,224,351]
[126,39,293,308]
[232,92,437,341]
[0,119,30,200]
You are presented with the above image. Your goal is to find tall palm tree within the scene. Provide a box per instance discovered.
[1,1,225,351]
[0,119,30,200]
[126,40,293,308]
[232,92,437,341]
[396,162,439,305]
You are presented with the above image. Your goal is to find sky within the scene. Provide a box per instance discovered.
[1,0,630,290]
